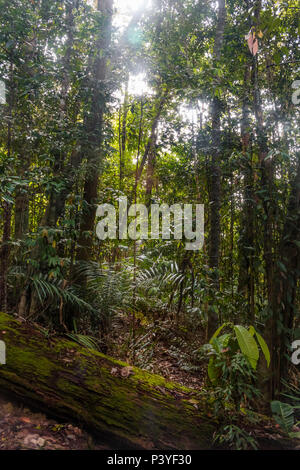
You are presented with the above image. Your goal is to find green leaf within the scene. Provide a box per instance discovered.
[210,337,222,353]
[249,325,255,336]
[67,333,99,351]
[271,401,294,433]
[234,325,259,369]
[289,432,300,439]
[254,330,270,367]
[218,333,231,349]
[209,323,227,344]
[249,326,270,367]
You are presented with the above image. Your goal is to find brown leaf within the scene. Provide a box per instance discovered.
[252,38,259,56]
[246,30,259,56]
[110,367,119,376]
[120,366,134,378]
[187,398,199,410]
[20,417,31,424]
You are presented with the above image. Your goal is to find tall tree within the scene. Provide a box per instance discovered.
[206,0,227,339]
[77,0,114,262]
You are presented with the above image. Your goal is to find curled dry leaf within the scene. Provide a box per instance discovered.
[187,398,199,410]
[110,367,119,376]
[245,29,259,56]
[120,366,134,378]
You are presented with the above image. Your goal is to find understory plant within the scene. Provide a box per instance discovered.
[271,377,300,438]
[200,323,270,413]
[214,424,259,450]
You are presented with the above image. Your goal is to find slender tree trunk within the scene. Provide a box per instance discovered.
[238,65,255,322]
[0,202,12,311]
[77,0,113,262]
[0,60,13,311]
[42,0,76,229]
[119,79,129,190]
[145,145,156,207]
[206,0,226,340]
[271,158,300,394]
[14,187,29,239]
[250,0,275,406]
[134,91,168,189]
[14,147,29,240]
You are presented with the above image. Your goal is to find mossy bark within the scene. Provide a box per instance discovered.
[0,312,217,449]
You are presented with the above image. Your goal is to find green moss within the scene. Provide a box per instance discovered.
[6,346,54,378]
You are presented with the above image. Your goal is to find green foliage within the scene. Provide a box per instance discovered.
[249,326,270,367]
[234,325,259,370]
[208,323,270,375]
[0,0,299,446]
[66,333,99,351]
[271,378,300,437]
[271,401,295,434]
[214,424,258,450]
[201,323,270,412]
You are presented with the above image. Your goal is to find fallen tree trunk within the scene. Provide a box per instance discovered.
[0,312,217,449]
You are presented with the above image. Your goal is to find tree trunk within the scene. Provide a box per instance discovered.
[238,64,255,322]
[252,0,276,405]
[145,144,156,206]
[0,203,12,311]
[77,0,114,262]
[14,188,29,240]
[0,312,217,450]
[119,79,129,191]
[271,158,300,394]
[206,0,226,340]
[42,0,77,229]
[134,91,168,188]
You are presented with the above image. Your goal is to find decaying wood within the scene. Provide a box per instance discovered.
[0,312,217,450]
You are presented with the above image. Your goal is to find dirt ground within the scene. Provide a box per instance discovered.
[0,394,110,450]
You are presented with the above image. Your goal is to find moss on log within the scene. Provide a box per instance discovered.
[0,312,217,449]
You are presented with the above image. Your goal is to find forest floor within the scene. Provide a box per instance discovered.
[107,315,207,390]
[0,394,111,450]
[0,314,299,451]
[0,316,204,450]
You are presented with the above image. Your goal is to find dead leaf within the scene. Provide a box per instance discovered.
[20,417,31,424]
[120,366,134,378]
[246,29,259,56]
[252,38,258,56]
[110,367,119,376]
[187,398,199,405]
[187,398,199,410]
[36,437,46,447]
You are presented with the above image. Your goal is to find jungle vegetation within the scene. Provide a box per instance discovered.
[0,0,299,449]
